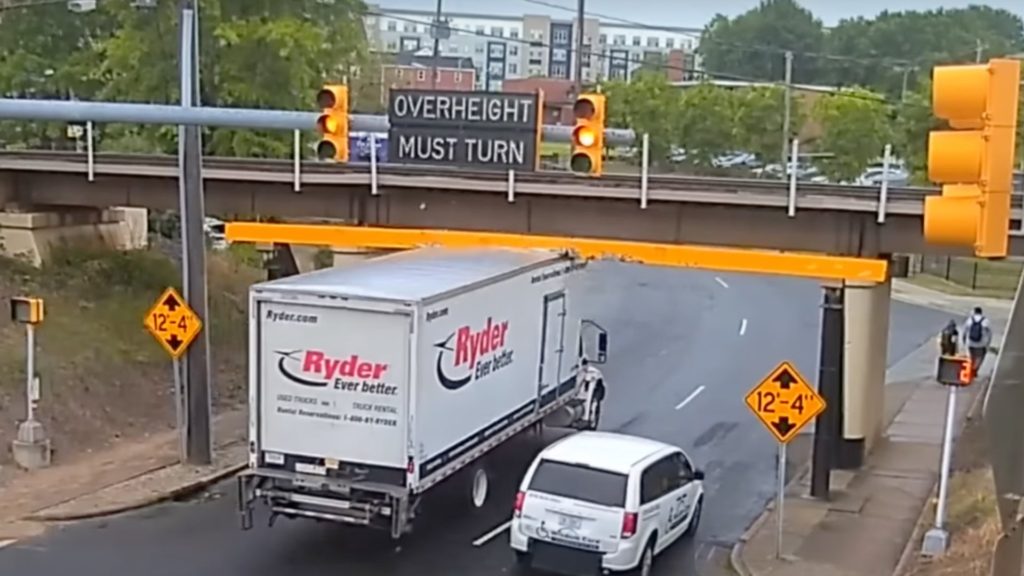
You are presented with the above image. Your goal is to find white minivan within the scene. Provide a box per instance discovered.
[510,431,705,576]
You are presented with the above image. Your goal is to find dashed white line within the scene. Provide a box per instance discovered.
[715,276,729,289]
[472,519,512,547]
[0,539,16,550]
[675,385,706,411]
[739,318,748,336]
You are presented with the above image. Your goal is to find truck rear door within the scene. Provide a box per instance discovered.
[256,299,410,470]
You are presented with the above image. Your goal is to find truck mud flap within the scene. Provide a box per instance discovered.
[237,473,261,531]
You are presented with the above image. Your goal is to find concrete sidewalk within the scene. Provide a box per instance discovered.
[730,282,1007,576]
[0,408,248,540]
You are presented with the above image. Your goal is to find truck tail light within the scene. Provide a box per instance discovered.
[514,491,526,517]
[621,511,638,538]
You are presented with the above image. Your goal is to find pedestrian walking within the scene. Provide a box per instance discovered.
[939,319,959,357]
[961,307,992,378]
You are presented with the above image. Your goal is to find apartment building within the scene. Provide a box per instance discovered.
[365,4,701,90]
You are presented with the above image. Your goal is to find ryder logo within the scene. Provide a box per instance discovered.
[275,349,397,396]
[434,317,515,391]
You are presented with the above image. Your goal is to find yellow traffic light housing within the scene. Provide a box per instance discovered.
[316,85,349,162]
[10,296,44,325]
[923,58,1020,257]
[570,93,605,176]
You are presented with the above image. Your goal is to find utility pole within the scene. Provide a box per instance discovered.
[178,0,212,465]
[430,0,443,90]
[899,67,913,102]
[975,38,984,63]
[780,50,794,176]
[574,0,585,95]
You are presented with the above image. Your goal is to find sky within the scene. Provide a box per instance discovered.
[375,0,1024,29]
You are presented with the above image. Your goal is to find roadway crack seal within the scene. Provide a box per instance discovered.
[728,356,958,576]
[23,461,247,523]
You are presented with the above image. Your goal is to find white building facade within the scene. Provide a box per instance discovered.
[365,5,702,91]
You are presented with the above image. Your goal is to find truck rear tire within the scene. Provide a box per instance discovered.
[469,465,490,509]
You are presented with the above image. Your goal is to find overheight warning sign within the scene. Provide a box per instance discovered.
[143,287,202,359]
[744,361,826,444]
[387,89,542,172]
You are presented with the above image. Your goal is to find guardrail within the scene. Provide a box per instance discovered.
[1,150,1022,229]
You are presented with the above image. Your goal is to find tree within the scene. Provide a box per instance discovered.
[892,81,938,184]
[0,0,370,157]
[812,88,894,182]
[603,72,681,166]
[699,0,826,83]
[675,82,736,167]
[732,85,804,166]
[823,7,1024,97]
[0,3,112,149]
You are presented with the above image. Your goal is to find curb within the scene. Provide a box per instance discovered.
[728,363,955,576]
[24,462,246,522]
[728,459,812,576]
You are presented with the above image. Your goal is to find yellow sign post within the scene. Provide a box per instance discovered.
[745,360,826,559]
[143,287,203,359]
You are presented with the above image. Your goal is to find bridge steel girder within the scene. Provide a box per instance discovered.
[4,169,1009,259]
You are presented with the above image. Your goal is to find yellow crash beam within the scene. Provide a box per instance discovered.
[225,222,889,283]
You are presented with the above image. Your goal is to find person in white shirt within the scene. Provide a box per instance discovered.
[961,307,992,378]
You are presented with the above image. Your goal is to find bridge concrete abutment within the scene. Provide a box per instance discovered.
[839,276,892,470]
[0,207,148,266]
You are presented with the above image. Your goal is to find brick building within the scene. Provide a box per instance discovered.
[502,77,577,125]
[381,51,476,96]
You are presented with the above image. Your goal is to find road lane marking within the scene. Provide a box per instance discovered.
[675,385,706,411]
[739,318,748,336]
[472,519,512,547]
[0,539,16,550]
[715,276,729,289]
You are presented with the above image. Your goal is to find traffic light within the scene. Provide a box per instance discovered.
[315,84,349,162]
[923,58,1020,258]
[10,296,44,325]
[570,93,605,176]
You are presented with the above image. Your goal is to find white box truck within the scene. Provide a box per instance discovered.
[237,247,610,538]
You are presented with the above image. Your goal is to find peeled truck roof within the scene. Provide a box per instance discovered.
[252,247,566,303]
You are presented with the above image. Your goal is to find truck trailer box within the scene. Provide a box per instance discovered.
[245,247,596,513]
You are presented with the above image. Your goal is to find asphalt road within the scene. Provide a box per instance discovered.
[0,263,952,576]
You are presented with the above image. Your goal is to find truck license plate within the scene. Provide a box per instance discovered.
[292,477,323,489]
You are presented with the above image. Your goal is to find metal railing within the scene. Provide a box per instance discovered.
[920,255,1024,293]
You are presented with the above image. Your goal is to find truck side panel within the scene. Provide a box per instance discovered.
[413,259,582,482]
[255,298,411,470]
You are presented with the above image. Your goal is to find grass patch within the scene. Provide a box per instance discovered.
[912,257,1023,300]
[0,243,261,465]
[910,415,998,576]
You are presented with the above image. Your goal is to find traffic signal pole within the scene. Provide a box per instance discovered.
[178,0,213,466]
[810,284,844,499]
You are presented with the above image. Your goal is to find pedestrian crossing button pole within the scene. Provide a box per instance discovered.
[922,354,974,557]
[10,296,52,470]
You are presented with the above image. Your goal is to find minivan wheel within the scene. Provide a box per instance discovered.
[685,497,703,537]
[470,466,489,509]
[630,540,655,576]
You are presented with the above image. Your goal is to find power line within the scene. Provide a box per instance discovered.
[368,9,914,108]
[520,0,997,69]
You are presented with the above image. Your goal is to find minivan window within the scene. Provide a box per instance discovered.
[529,459,628,508]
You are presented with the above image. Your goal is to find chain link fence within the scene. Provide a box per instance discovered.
[918,255,1024,293]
